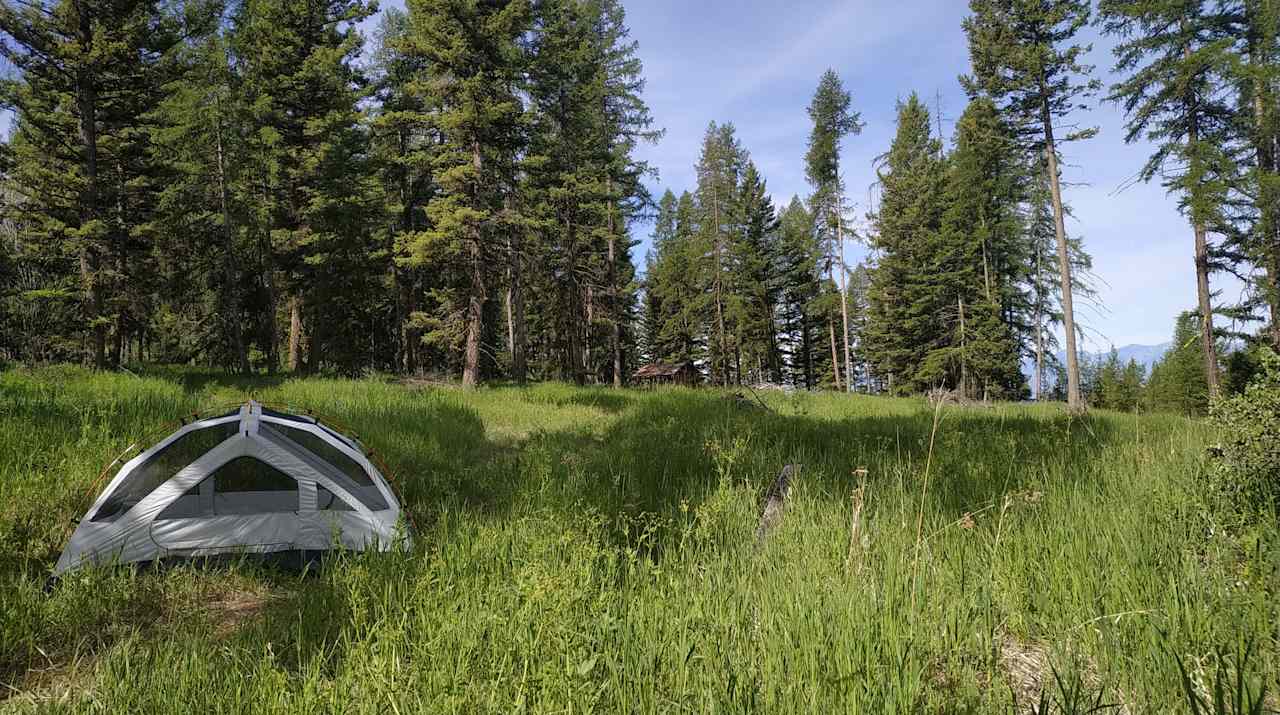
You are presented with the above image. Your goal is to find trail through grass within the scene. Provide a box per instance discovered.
[0,365,1276,712]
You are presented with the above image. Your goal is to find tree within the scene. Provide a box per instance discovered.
[805,69,864,392]
[0,0,201,369]
[777,197,820,388]
[1147,311,1213,414]
[401,0,529,387]
[369,7,437,376]
[1100,0,1237,400]
[693,121,747,386]
[964,0,1101,409]
[866,94,946,394]
[922,96,1027,399]
[735,162,784,383]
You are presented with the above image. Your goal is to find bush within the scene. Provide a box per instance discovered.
[1209,348,1280,510]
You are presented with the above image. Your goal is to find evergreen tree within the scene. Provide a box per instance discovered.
[401,0,529,387]
[0,0,202,368]
[919,96,1027,399]
[865,94,946,394]
[805,69,863,391]
[777,197,821,388]
[963,0,1101,409]
[693,121,747,386]
[1100,0,1237,400]
[735,162,784,383]
[1147,311,1212,414]
[369,7,437,376]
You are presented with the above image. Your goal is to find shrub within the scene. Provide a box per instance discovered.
[1209,348,1280,510]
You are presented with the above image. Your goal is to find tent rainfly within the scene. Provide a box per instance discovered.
[55,400,406,575]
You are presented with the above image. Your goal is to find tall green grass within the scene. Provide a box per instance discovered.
[0,365,1275,712]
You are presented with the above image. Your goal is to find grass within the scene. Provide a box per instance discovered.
[0,364,1276,713]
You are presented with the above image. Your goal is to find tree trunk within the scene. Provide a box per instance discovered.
[75,3,105,370]
[463,140,485,388]
[801,311,813,389]
[606,178,623,388]
[215,103,249,374]
[828,314,842,391]
[287,295,304,372]
[1033,246,1045,400]
[1040,99,1083,410]
[837,206,853,392]
[1186,87,1221,400]
[1193,220,1221,399]
[507,207,526,385]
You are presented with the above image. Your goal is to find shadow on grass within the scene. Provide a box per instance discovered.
[516,392,1126,552]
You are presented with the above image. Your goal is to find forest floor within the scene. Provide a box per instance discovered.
[0,365,1276,713]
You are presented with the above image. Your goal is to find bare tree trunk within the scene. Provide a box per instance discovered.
[1193,221,1221,398]
[463,140,485,388]
[1186,95,1221,400]
[1034,249,1045,399]
[605,178,623,388]
[837,205,853,392]
[1040,100,1082,410]
[287,295,304,372]
[75,2,105,370]
[507,208,526,385]
[712,184,728,387]
[802,311,813,389]
[828,314,842,391]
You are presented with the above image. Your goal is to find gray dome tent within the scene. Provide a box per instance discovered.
[56,400,406,575]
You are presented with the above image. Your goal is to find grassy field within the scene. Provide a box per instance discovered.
[0,365,1275,713]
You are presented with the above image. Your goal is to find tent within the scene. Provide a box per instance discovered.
[55,400,407,575]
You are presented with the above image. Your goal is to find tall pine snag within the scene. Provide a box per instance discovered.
[963,0,1100,409]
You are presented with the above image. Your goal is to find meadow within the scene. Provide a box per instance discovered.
[0,365,1275,713]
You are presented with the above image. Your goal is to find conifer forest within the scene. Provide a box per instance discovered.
[0,0,1278,412]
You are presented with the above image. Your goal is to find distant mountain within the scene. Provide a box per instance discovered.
[1021,342,1172,388]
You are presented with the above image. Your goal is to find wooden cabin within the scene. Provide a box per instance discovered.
[633,361,700,387]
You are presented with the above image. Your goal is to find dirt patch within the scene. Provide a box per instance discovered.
[1000,631,1051,711]
[205,587,279,639]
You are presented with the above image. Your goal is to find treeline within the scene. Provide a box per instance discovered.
[0,0,656,385]
[2,0,1279,405]
[645,0,1280,409]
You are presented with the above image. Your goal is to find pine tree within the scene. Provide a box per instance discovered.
[963,0,1101,409]
[401,0,529,387]
[1100,0,1237,400]
[232,0,382,375]
[1147,311,1212,414]
[1232,0,1280,352]
[693,122,747,386]
[866,94,946,394]
[777,197,820,387]
[920,96,1027,399]
[0,0,201,368]
[150,27,253,373]
[735,162,783,383]
[369,7,437,376]
[805,69,863,392]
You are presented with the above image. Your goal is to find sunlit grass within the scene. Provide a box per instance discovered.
[0,365,1275,712]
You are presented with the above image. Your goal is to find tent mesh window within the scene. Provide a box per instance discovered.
[92,422,238,522]
[317,485,355,511]
[211,457,298,514]
[272,425,389,510]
